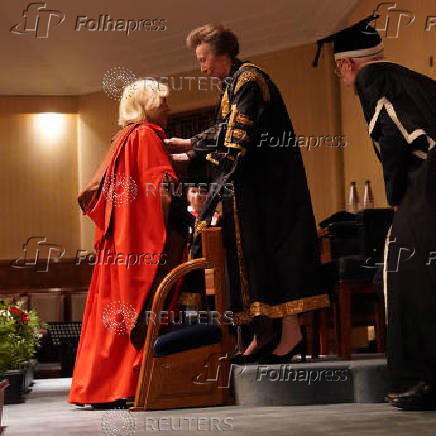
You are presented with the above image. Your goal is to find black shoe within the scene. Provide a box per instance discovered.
[391,381,436,411]
[90,398,127,409]
[385,392,400,403]
[230,340,277,365]
[257,339,307,364]
[258,326,308,364]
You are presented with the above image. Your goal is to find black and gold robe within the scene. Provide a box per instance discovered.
[188,59,330,324]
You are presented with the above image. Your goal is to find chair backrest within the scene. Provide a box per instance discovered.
[328,208,393,260]
[131,227,234,411]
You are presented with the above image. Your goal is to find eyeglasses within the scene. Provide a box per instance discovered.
[334,60,344,77]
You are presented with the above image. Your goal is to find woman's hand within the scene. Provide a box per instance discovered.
[171,153,189,161]
[164,137,192,153]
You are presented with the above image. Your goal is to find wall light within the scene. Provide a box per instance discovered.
[34,113,65,141]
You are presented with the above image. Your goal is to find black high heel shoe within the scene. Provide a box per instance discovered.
[230,339,278,364]
[258,327,307,364]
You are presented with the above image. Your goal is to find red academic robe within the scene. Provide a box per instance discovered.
[68,122,178,404]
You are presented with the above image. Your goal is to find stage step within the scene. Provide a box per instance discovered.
[232,355,387,406]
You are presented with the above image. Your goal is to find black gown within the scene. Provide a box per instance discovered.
[355,61,436,389]
[187,59,330,324]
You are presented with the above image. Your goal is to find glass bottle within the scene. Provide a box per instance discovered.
[362,180,374,209]
[347,181,359,213]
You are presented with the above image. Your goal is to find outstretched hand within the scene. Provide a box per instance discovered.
[164,137,192,153]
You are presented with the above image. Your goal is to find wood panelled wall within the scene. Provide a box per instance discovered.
[77,93,118,253]
[0,97,79,259]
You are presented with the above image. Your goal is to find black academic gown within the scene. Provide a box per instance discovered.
[355,61,436,389]
[188,59,330,324]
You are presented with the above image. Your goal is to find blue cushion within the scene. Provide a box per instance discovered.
[153,323,222,357]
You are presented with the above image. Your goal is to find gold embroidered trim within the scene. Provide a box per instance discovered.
[230,293,331,325]
[179,292,203,309]
[226,143,247,156]
[234,70,270,101]
[194,220,207,239]
[232,129,250,142]
[235,113,254,126]
[242,62,257,68]
[206,153,219,166]
[233,193,251,311]
[225,104,237,146]
[224,106,248,156]
[220,87,230,119]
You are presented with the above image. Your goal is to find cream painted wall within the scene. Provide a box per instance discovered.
[340,0,436,206]
[252,45,344,220]
[0,97,79,259]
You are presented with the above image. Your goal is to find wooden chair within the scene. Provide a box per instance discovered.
[317,228,386,359]
[130,227,235,411]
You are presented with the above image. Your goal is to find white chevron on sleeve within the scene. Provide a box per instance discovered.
[368,97,435,155]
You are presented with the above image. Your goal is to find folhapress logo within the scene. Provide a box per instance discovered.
[10,2,65,38]
[372,2,415,38]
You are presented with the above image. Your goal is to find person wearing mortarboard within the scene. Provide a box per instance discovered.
[314,15,436,411]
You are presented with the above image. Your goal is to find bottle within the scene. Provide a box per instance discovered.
[362,180,374,209]
[347,181,359,213]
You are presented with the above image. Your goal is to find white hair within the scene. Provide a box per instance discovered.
[118,78,168,127]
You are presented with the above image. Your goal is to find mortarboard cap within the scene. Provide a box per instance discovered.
[312,15,383,67]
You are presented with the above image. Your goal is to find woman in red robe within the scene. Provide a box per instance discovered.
[68,79,187,407]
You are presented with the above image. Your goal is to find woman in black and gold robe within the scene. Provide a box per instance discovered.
[167,24,330,363]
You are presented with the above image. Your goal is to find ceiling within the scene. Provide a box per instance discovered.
[1,0,358,95]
